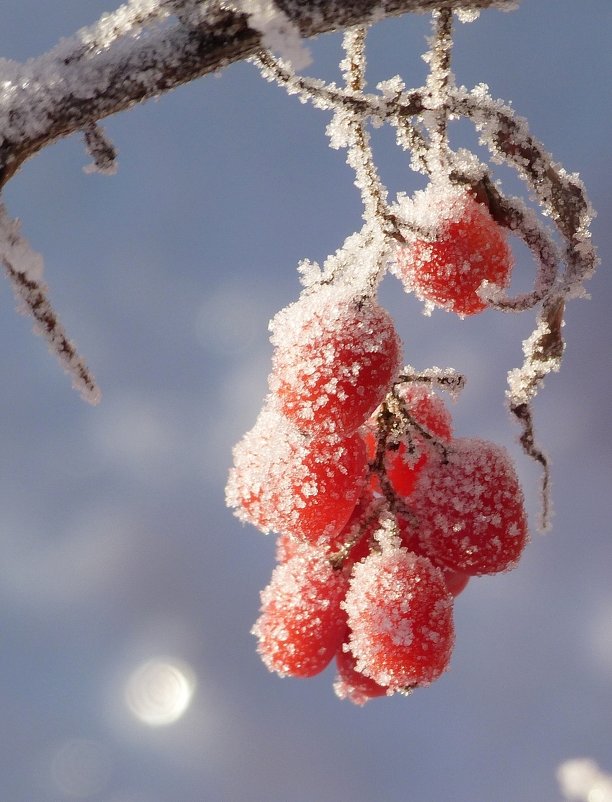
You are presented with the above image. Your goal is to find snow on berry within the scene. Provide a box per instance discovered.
[275,532,299,564]
[252,545,349,678]
[365,384,453,497]
[406,437,529,576]
[334,642,389,705]
[343,545,454,690]
[393,183,513,316]
[225,401,367,544]
[269,285,401,436]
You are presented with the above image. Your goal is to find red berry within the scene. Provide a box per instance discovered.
[343,545,454,690]
[441,569,470,598]
[334,643,389,705]
[395,517,470,597]
[226,403,367,545]
[252,546,349,678]
[333,488,380,565]
[406,437,529,576]
[395,184,513,316]
[365,386,453,497]
[269,287,401,435]
[275,532,299,563]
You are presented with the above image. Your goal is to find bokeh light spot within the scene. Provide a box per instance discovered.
[124,658,196,727]
[50,738,111,798]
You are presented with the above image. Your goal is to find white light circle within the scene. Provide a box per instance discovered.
[124,658,196,727]
[50,738,111,798]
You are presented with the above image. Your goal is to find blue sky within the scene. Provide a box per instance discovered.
[0,3,610,801]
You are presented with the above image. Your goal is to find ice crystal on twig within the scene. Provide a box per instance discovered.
[0,206,100,405]
[236,0,311,71]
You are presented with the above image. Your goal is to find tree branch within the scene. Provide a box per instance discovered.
[0,0,516,187]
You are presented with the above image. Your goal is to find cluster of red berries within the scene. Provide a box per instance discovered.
[226,189,527,704]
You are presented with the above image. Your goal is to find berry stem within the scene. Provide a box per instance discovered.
[395,368,466,397]
[340,27,405,250]
[388,387,450,464]
[427,8,454,169]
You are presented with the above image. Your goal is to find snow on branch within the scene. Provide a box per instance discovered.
[0,0,516,188]
[0,206,101,405]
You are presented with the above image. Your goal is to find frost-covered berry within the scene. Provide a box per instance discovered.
[344,546,454,690]
[226,403,367,545]
[275,532,299,564]
[396,516,470,596]
[252,546,349,678]
[334,642,389,705]
[365,385,453,497]
[332,488,380,565]
[440,568,470,598]
[394,184,513,316]
[406,437,529,576]
[269,287,401,436]
[277,488,377,563]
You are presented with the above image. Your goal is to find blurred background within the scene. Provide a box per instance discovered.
[0,2,610,800]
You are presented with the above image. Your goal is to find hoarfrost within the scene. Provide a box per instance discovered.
[0,205,101,405]
[234,0,312,71]
[0,205,44,283]
[455,9,481,23]
[376,76,405,100]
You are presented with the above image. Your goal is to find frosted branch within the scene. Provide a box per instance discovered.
[448,85,598,297]
[83,123,118,175]
[253,70,593,285]
[0,0,514,187]
[332,27,402,247]
[463,175,558,312]
[424,8,453,163]
[395,366,466,400]
[0,206,100,405]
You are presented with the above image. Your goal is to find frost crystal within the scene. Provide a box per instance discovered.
[0,206,100,405]
[455,9,481,23]
[0,205,44,282]
[234,0,312,71]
